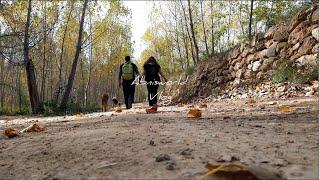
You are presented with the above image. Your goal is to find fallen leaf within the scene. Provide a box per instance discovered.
[187,108,202,118]
[75,113,84,117]
[21,124,45,133]
[279,105,294,113]
[201,163,282,180]
[4,128,19,138]
[246,98,256,105]
[114,107,122,113]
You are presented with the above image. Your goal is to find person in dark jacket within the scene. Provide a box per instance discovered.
[119,56,139,109]
[143,56,167,113]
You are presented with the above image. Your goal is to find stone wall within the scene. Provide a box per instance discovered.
[177,5,318,102]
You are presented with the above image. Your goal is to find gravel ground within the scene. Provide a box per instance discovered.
[0,97,318,179]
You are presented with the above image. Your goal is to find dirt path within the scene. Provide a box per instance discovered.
[0,97,318,179]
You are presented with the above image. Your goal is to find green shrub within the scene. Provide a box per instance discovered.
[37,100,99,116]
[272,60,296,83]
[0,105,31,116]
[82,102,100,113]
[272,60,318,84]
[63,101,100,115]
[295,65,319,83]
[185,66,195,76]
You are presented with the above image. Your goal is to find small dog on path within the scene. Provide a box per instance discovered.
[101,94,109,112]
[112,97,121,107]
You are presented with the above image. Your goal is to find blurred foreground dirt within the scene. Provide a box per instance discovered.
[0,97,318,179]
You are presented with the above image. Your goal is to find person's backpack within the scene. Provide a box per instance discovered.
[122,62,134,80]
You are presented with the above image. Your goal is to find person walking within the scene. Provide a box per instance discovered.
[119,56,139,109]
[143,56,167,113]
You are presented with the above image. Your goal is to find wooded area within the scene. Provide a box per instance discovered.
[0,0,133,114]
[141,1,313,76]
[0,0,314,115]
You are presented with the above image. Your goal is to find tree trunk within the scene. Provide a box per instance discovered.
[17,67,21,112]
[187,0,200,63]
[210,0,215,55]
[60,0,88,110]
[248,0,254,40]
[238,0,246,36]
[40,0,47,102]
[180,17,190,69]
[200,0,209,57]
[24,0,40,114]
[84,12,93,106]
[175,21,183,70]
[180,0,196,66]
[227,3,231,44]
[55,0,75,104]
[0,58,4,110]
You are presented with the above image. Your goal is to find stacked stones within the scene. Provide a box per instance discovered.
[177,6,318,102]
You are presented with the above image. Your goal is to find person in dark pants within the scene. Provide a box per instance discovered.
[119,56,139,109]
[143,56,167,113]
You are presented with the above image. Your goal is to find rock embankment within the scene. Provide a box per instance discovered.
[177,5,318,102]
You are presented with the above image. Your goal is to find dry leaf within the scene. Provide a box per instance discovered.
[115,107,122,113]
[75,113,84,117]
[23,124,45,132]
[200,163,253,180]
[279,105,294,113]
[246,98,256,105]
[201,163,282,180]
[187,108,202,118]
[4,128,19,138]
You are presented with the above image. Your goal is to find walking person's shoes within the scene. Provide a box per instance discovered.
[128,99,133,109]
[146,105,158,113]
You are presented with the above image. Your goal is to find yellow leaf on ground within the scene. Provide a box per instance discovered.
[4,128,19,138]
[279,105,294,113]
[75,113,84,117]
[187,108,202,118]
[246,98,256,105]
[26,124,45,132]
[115,107,122,113]
[200,163,280,180]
